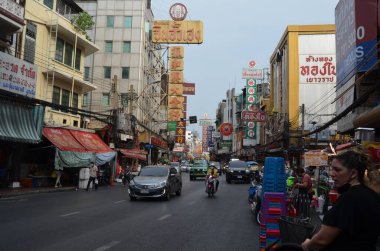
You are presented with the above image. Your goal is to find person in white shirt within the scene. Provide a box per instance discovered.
[86,162,98,191]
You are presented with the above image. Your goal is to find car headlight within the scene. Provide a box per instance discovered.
[154,181,166,188]
[246,169,251,173]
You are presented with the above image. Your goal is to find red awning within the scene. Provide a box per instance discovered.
[70,130,112,153]
[119,149,147,161]
[43,128,87,152]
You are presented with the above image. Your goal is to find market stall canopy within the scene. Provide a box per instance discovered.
[119,148,147,161]
[70,130,112,153]
[0,102,43,144]
[43,127,87,152]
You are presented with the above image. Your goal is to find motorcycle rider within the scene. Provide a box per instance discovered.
[206,164,219,192]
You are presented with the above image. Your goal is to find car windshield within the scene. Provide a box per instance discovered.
[209,162,220,167]
[170,162,180,167]
[229,161,248,168]
[193,160,206,167]
[139,166,168,177]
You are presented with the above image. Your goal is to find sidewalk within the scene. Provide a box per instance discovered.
[0,186,77,198]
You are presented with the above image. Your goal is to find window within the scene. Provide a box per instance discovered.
[24,21,37,63]
[147,0,151,9]
[44,0,53,9]
[107,16,114,27]
[105,41,113,52]
[84,67,90,81]
[124,16,132,28]
[123,41,131,53]
[64,42,73,66]
[72,93,78,114]
[75,48,81,70]
[102,93,110,106]
[122,67,130,79]
[83,93,89,106]
[104,66,111,79]
[55,38,64,62]
[61,89,70,108]
[52,86,61,110]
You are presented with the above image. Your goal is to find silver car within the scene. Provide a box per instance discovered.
[128,165,182,201]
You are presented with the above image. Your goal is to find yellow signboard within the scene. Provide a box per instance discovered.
[170,58,184,71]
[170,46,184,58]
[153,21,204,44]
[169,70,184,83]
[168,96,184,109]
[168,108,184,121]
[168,83,183,95]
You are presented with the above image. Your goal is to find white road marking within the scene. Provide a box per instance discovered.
[188,201,196,205]
[114,200,126,204]
[60,211,80,217]
[93,241,120,251]
[158,214,171,221]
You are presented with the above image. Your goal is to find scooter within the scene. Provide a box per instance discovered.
[205,175,216,197]
[248,179,262,224]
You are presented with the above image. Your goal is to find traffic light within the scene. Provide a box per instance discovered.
[189,116,197,124]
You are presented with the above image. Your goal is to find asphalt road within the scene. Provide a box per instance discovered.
[0,172,260,251]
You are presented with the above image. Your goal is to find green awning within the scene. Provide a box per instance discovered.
[0,101,42,144]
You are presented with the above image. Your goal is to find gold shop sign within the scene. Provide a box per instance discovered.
[153,21,203,44]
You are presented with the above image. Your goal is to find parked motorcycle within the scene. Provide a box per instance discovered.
[205,175,217,197]
[248,179,262,224]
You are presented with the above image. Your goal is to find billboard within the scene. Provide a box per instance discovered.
[0,51,37,97]
[335,0,377,88]
[152,21,204,44]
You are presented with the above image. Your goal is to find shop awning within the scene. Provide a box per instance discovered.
[119,149,147,161]
[43,127,87,152]
[0,102,41,144]
[70,130,113,153]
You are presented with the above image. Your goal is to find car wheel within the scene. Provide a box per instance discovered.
[129,195,136,201]
[176,186,182,196]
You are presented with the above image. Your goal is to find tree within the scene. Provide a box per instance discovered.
[71,12,95,41]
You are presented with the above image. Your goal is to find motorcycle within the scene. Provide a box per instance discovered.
[248,179,262,224]
[205,175,217,197]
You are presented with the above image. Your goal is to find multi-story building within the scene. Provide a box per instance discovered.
[24,0,99,127]
[77,0,167,161]
[267,24,336,166]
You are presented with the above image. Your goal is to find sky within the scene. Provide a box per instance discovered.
[151,0,340,135]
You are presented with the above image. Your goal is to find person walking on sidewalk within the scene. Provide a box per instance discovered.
[55,169,63,188]
[86,162,98,191]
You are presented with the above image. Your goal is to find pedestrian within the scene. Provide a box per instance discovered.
[55,169,63,188]
[86,161,98,191]
[302,148,380,251]
[294,166,313,201]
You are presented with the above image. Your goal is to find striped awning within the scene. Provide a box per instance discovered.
[0,101,43,144]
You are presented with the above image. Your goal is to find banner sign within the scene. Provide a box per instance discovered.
[242,68,263,79]
[299,55,336,84]
[153,21,204,44]
[304,150,328,166]
[241,111,266,122]
[245,79,258,139]
[183,83,195,95]
[0,51,37,97]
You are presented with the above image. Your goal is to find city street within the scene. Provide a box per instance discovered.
[0,173,259,251]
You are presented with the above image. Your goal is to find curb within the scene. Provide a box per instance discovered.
[0,187,77,199]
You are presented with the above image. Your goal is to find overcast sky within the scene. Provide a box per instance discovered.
[151,0,340,134]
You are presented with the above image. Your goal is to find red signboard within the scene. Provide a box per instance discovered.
[220,123,233,136]
[119,148,147,161]
[43,128,87,152]
[183,83,195,95]
[241,111,266,122]
[151,136,168,149]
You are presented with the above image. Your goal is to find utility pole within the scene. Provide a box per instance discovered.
[110,75,118,186]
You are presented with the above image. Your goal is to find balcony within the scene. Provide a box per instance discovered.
[0,0,25,34]
[43,69,97,93]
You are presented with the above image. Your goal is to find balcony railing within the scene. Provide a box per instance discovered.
[0,0,24,20]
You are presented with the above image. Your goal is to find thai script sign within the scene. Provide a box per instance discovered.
[299,55,336,84]
[199,119,214,126]
[241,111,266,122]
[183,82,195,95]
[0,51,37,97]
[242,68,263,79]
[153,21,204,44]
